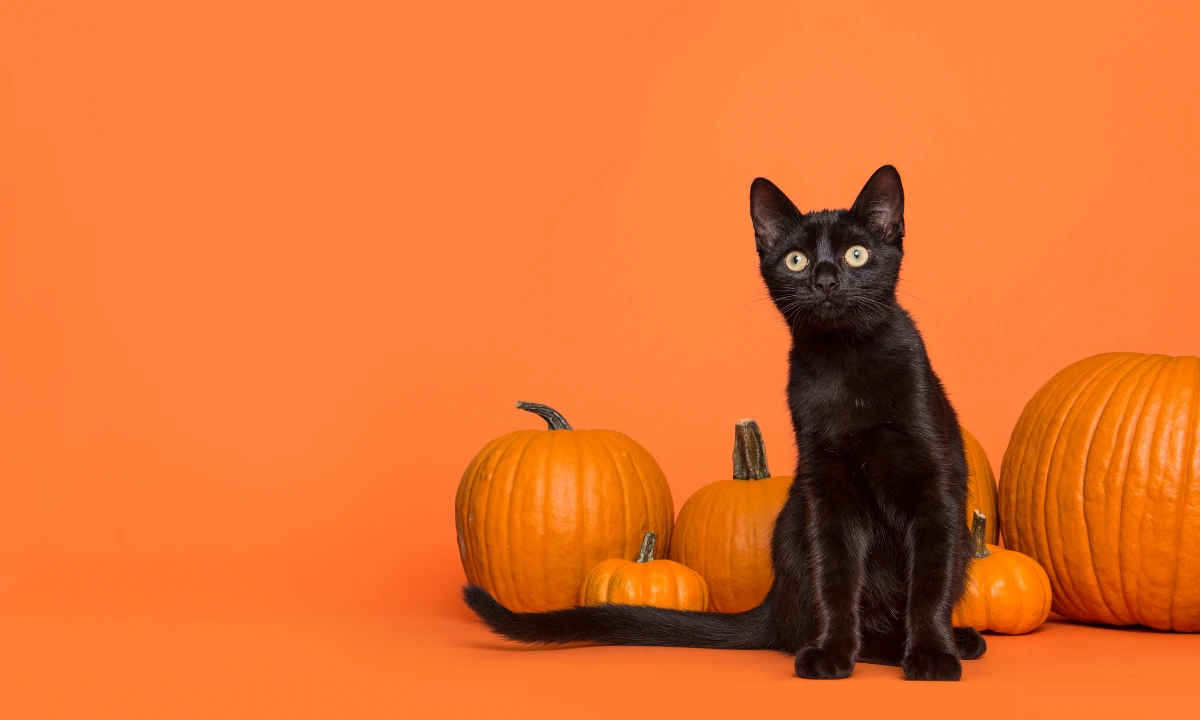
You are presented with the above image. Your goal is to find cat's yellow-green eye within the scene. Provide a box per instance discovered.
[785,251,808,272]
[845,245,869,267]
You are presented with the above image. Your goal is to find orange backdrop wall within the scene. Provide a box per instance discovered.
[2,1,1199,619]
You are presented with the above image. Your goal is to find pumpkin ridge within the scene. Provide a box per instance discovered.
[508,431,543,611]
[1083,354,1158,623]
[744,486,757,607]
[574,432,593,607]
[588,432,623,563]
[979,561,991,629]
[1039,564,1053,625]
[1038,356,1126,619]
[1071,355,1156,624]
[749,484,765,604]
[540,435,553,610]
[1096,354,1166,624]
[726,486,739,609]
[476,432,514,602]
[700,489,720,607]
[1130,358,1179,626]
[698,489,713,597]
[1070,356,1150,622]
[668,563,681,605]
[1114,356,1171,625]
[1171,359,1200,630]
[1165,359,1198,629]
[462,437,491,591]
[578,432,597,607]
[687,488,708,603]
[490,432,533,609]
[458,435,500,589]
[1053,354,1140,620]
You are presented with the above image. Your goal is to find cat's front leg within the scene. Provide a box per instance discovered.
[902,507,963,681]
[793,456,868,680]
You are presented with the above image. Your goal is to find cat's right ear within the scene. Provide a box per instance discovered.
[750,178,801,254]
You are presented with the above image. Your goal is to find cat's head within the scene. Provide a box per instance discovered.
[750,165,905,333]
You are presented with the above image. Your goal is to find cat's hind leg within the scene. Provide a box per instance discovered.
[953,627,986,660]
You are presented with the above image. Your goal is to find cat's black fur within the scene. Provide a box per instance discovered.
[463,166,985,681]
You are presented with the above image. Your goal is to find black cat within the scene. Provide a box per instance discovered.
[463,166,984,681]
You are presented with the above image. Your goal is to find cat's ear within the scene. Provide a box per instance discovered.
[750,178,801,253]
[851,165,905,242]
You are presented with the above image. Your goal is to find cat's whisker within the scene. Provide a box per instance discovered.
[896,289,935,317]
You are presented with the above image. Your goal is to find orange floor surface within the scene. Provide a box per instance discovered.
[3,609,1197,719]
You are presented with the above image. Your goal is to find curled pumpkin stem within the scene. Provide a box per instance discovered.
[515,401,573,430]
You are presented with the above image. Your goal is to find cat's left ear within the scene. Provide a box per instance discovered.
[851,165,905,242]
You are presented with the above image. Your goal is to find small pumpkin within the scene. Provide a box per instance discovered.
[952,511,1052,635]
[580,532,709,610]
[456,402,674,613]
[999,353,1200,631]
[962,426,999,545]
[668,419,792,612]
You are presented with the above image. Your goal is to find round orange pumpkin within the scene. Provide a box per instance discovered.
[952,511,1052,634]
[580,532,709,610]
[669,419,792,612]
[962,426,1000,544]
[999,353,1200,631]
[456,402,675,613]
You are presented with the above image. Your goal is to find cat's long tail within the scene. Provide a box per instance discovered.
[462,585,776,650]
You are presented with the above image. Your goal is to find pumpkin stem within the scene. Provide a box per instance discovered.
[970,510,991,559]
[514,401,573,430]
[636,531,657,563]
[732,419,771,480]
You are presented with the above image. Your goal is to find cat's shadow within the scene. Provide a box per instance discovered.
[461,640,590,652]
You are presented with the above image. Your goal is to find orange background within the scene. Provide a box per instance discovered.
[2,1,1199,717]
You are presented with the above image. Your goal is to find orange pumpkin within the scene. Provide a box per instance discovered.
[456,402,674,613]
[669,419,792,612]
[580,532,709,610]
[952,511,1052,634]
[999,353,1200,631]
[962,426,999,544]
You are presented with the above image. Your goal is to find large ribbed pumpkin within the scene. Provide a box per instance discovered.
[669,419,792,612]
[999,353,1200,631]
[963,427,1000,544]
[455,402,674,613]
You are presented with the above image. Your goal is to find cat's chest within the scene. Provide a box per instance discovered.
[787,350,917,435]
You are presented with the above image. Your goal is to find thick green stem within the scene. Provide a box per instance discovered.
[514,401,573,430]
[636,531,657,562]
[971,510,991,559]
[732,418,771,480]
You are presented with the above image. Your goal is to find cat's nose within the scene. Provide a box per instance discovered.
[815,275,840,296]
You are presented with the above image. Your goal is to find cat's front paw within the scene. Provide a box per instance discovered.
[902,649,962,681]
[795,647,856,680]
[953,627,987,660]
